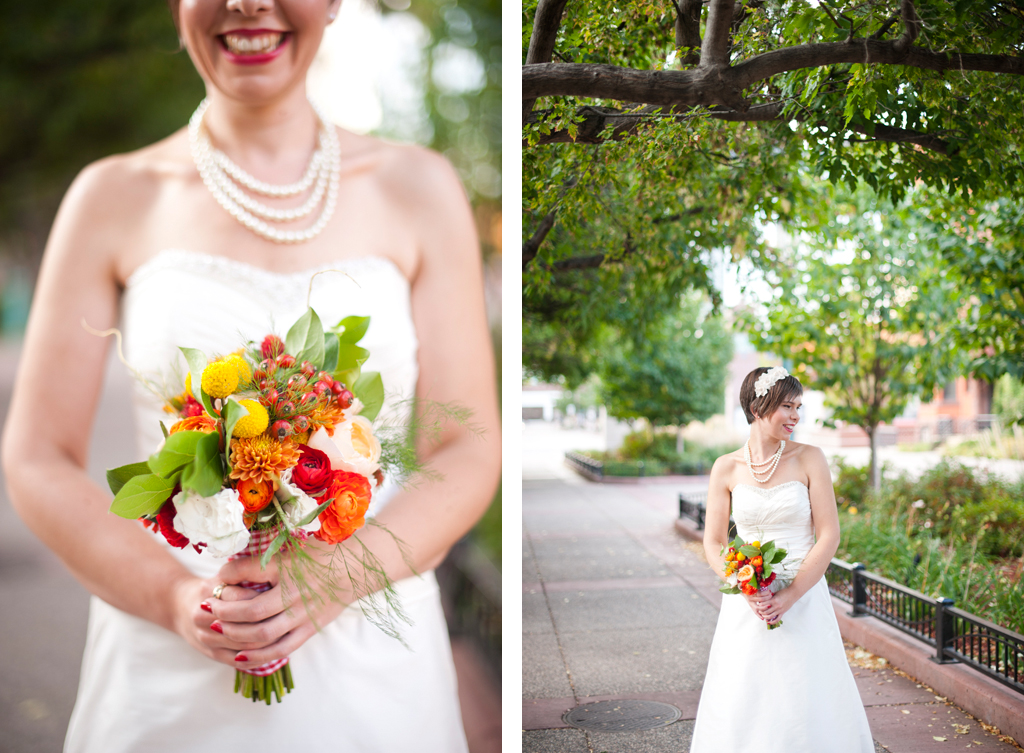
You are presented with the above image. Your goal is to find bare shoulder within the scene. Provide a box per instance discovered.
[787,441,828,468]
[710,447,744,489]
[52,131,190,267]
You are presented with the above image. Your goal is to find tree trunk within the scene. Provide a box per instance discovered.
[867,424,881,491]
[676,425,686,455]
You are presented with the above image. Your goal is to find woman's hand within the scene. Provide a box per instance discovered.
[170,574,263,667]
[741,590,773,620]
[756,588,797,625]
[195,554,349,671]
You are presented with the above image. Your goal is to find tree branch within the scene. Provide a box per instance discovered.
[523,211,558,270]
[701,0,736,68]
[524,0,572,122]
[524,43,1024,107]
[846,122,949,154]
[675,0,703,65]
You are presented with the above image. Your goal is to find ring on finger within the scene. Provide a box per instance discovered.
[212,583,227,600]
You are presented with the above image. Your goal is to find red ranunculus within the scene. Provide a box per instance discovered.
[155,499,190,549]
[292,446,333,495]
[314,470,371,545]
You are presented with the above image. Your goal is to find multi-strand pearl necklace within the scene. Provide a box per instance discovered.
[745,439,785,484]
[188,98,340,244]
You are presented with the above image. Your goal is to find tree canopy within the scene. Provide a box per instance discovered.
[744,186,962,485]
[522,0,1024,381]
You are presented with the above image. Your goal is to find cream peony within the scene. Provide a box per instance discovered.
[307,418,381,479]
[275,467,322,533]
[172,487,250,557]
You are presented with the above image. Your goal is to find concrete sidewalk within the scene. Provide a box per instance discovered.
[522,469,1022,753]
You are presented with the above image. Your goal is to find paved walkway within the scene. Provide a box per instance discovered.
[522,436,1022,752]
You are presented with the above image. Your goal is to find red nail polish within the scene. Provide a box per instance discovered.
[234,654,248,662]
[200,602,213,613]
[210,621,223,634]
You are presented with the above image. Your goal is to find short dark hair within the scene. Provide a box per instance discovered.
[739,367,803,424]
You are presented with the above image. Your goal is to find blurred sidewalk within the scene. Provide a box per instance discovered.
[521,422,1022,752]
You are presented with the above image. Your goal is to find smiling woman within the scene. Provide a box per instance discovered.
[1,0,499,750]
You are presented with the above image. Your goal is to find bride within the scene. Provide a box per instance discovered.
[1,0,499,750]
[690,366,873,752]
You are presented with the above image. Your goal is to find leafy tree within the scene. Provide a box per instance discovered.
[911,196,1024,382]
[599,295,733,437]
[522,0,1024,368]
[745,187,961,487]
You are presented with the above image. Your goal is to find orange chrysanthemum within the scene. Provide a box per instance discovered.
[309,400,347,436]
[169,415,218,435]
[229,434,301,483]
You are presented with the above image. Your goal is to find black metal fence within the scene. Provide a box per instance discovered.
[564,451,605,480]
[678,496,1024,694]
[436,538,501,680]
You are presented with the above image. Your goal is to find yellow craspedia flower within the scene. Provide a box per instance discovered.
[226,353,252,386]
[232,399,269,438]
[201,360,239,398]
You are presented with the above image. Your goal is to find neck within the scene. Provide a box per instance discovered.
[747,427,783,461]
[200,87,320,177]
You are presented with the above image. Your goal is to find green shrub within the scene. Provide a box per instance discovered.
[832,457,871,510]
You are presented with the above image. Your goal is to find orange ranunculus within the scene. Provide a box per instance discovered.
[737,564,755,581]
[236,477,275,513]
[752,556,763,567]
[170,415,218,434]
[314,470,371,545]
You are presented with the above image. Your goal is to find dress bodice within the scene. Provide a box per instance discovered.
[120,249,419,573]
[730,481,815,561]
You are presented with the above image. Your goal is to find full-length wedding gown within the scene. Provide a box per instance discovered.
[690,480,874,753]
[64,249,468,753]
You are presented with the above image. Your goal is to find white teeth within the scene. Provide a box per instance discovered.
[223,33,283,55]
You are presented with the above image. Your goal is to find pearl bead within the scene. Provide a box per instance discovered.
[188,98,340,244]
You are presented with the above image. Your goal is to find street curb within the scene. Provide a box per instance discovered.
[674,516,1024,745]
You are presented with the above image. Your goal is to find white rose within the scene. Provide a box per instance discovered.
[308,418,381,479]
[726,573,739,586]
[172,487,250,558]
[276,467,322,533]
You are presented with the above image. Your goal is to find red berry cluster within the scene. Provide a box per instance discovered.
[253,335,354,440]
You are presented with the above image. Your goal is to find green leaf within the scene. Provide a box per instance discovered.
[285,309,325,369]
[106,462,153,496]
[148,431,204,478]
[179,347,216,417]
[739,544,759,558]
[109,473,177,519]
[335,315,370,344]
[353,371,384,422]
[160,422,170,440]
[333,343,370,387]
[719,585,741,594]
[221,398,248,472]
[181,431,224,497]
[259,527,292,569]
[294,498,332,529]
[322,333,339,373]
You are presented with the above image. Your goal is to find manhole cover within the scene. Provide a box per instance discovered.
[562,699,682,731]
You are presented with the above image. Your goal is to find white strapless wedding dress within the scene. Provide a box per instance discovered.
[64,249,468,753]
[690,481,873,753]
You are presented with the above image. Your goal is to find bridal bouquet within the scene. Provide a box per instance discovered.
[105,308,406,703]
[720,536,788,630]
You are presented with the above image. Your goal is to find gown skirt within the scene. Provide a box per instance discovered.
[690,481,874,753]
[64,250,469,752]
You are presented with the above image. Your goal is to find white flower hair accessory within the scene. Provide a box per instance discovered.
[754,366,789,398]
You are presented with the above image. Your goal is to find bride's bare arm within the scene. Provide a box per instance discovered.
[208,148,500,667]
[760,446,840,623]
[0,159,241,663]
[2,160,183,620]
[702,457,734,580]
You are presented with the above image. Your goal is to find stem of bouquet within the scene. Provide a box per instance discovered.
[231,527,300,704]
[760,586,783,631]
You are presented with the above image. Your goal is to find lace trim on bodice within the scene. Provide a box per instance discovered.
[731,480,808,499]
[125,248,408,299]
